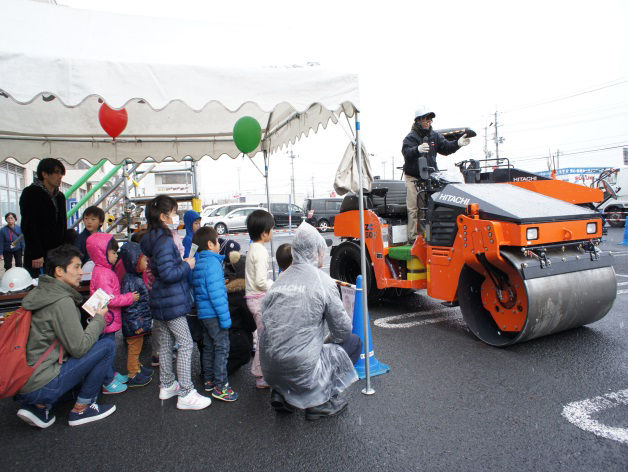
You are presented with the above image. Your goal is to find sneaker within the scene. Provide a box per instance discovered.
[212,383,238,402]
[151,356,160,367]
[102,379,128,395]
[68,403,116,427]
[114,372,129,384]
[17,405,55,429]
[127,371,152,388]
[203,380,215,393]
[255,377,270,389]
[177,389,211,410]
[139,364,154,377]
[159,381,180,400]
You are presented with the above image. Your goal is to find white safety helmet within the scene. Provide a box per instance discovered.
[0,267,34,293]
[414,106,436,121]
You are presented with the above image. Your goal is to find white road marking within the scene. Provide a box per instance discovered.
[562,389,628,445]
[617,282,628,286]
[611,252,628,257]
[616,274,628,278]
[617,290,628,295]
[374,309,463,329]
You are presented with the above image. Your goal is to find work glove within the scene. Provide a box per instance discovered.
[458,134,470,147]
[417,143,430,153]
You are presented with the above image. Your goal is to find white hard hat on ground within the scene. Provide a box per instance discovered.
[414,106,436,121]
[0,267,34,293]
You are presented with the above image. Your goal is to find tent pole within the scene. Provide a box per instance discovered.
[191,160,199,198]
[355,111,374,395]
[263,150,277,280]
[123,160,131,242]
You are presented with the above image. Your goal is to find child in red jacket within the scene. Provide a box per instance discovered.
[87,233,138,394]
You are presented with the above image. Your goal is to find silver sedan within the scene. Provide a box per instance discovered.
[204,206,260,235]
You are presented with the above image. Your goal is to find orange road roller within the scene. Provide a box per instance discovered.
[330,157,617,346]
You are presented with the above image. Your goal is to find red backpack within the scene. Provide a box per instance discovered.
[0,307,63,399]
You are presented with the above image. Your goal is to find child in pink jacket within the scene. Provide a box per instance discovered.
[87,233,139,394]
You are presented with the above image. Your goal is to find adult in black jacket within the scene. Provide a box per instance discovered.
[401,107,470,241]
[19,158,68,277]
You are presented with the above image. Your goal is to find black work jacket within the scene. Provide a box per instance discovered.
[19,183,67,265]
[401,127,460,179]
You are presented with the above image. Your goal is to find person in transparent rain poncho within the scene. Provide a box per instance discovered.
[259,222,362,421]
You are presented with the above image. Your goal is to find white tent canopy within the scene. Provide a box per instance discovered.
[0,0,359,164]
[1,0,376,389]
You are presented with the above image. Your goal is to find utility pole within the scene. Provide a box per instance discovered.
[484,124,489,159]
[289,150,297,206]
[391,155,395,180]
[381,159,386,179]
[493,110,504,161]
[311,176,315,198]
[236,166,241,197]
[494,110,500,160]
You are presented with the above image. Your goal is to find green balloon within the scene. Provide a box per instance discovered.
[233,116,262,154]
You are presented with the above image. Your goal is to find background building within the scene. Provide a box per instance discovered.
[1,158,107,226]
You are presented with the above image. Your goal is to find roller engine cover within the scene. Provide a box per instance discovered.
[430,183,599,224]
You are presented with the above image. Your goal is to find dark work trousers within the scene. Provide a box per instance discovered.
[3,250,22,271]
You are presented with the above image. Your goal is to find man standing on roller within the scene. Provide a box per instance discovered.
[402,106,471,242]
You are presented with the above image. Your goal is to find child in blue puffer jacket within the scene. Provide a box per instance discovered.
[191,226,238,402]
[120,242,153,388]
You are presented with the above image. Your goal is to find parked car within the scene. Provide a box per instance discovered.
[596,167,628,227]
[205,207,259,235]
[303,198,343,232]
[258,203,305,227]
[201,203,251,228]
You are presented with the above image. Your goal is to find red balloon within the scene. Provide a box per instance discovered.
[98,103,128,139]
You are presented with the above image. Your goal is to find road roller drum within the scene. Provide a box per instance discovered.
[458,246,617,346]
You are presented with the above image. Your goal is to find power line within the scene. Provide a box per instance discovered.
[503,136,628,157]
[501,110,628,134]
[510,143,628,163]
[502,77,628,114]
[499,100,628,128]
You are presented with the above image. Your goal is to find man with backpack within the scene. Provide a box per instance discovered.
[10,245,117,428]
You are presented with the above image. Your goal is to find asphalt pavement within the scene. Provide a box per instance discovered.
[0,227,626,471]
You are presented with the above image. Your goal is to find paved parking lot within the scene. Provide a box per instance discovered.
[0,227,626,471]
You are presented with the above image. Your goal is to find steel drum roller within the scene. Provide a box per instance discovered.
[458,247,617,347]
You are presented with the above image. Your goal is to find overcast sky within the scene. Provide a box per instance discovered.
[59,0,628,203]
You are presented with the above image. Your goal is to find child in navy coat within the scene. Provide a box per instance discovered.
[120,242,153,387]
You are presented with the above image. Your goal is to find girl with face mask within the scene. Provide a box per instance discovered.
[140,195,210,411]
